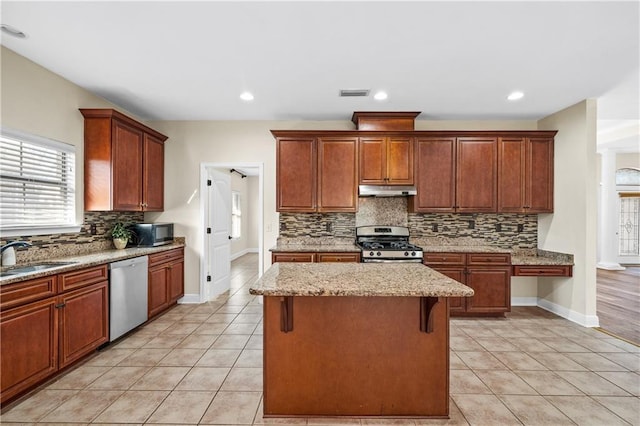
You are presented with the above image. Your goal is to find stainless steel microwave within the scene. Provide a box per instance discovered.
[129,223,174,247]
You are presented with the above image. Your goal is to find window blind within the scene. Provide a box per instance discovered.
[0,130,76,229]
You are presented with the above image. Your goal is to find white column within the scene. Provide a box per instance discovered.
[597,149,625,270]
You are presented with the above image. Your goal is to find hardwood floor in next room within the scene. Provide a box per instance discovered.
[2,254,639,425]
[597,267,640,345]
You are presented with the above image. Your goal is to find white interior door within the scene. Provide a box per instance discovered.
[208,168,231,299]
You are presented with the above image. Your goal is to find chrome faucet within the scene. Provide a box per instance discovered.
[1,241,32,267]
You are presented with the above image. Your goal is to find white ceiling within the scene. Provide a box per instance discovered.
[1,1,638,126]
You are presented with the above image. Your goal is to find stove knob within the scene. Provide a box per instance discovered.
[376,251,381,256]
[369,251,374,256]
[404,251,409,256]
[411,251,416,256]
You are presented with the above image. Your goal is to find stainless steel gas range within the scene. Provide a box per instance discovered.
[356,226,424,263]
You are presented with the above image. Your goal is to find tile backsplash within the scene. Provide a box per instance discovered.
[0,211,144,264]
[279,197,538,249]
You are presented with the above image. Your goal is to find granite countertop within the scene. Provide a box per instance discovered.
[0,242,185,286]
[511,249,574,266]
[249,262,474,297]
[270,244,361,253]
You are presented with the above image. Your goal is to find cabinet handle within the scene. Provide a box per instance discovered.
[55,303,66,309]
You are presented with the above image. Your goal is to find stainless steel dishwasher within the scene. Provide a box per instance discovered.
[109,256,148,341]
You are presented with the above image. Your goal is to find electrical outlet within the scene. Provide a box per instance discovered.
[468,220,475,229]
[432,224,438,232]
[325,222,333,232]
[280,222,287,231]
[89,223,97,235]
[517,224,524,232]
[495,223,502,232]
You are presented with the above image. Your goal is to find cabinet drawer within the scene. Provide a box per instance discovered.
[467,253,511,266]
[0,276,57,311]
[423,253,466,266]
[272,253,315,263]
[317,253,361,263]
[59,265,108,293]
[513,265,572,277]
[149,248,184,267]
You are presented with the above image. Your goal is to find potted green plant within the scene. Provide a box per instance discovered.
[110,222,133,249]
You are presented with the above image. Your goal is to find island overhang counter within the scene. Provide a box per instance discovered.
[249,262,474,419]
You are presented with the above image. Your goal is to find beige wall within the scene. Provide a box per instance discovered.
[0,46,121,220]
[617,152,640,170]
[538,100,599,325]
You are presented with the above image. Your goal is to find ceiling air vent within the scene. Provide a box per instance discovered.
[339,89,370,97]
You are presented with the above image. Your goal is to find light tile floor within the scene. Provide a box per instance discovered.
[2,253,639,425]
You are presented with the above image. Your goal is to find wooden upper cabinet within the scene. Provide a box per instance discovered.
[498,136,553,213]
[411,137,496,213]
[143,133,165,212]
[359,137,413,185]
[112,120,144,211]
[81,109,168,212]
[456,137,497,212]
[410,137,456,212]
[276,137,316,212]
[317,137,358,212]
[527,137,554,212]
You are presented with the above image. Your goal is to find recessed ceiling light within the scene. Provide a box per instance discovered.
[374,91,388,101]
[507,91,524,101]
[1,24,27,38]
[240,92,254,101]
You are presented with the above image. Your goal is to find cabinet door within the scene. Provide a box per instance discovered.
[318,137,358,212]
[410,138,456,212]
[143,133,165,211]
[1,298,58,405]
[465,267,511,314]
[431,267,466,313]
[497,137,526,213]
[148,266,170,319]
[386,137,414,184]
[527,137,554,213]
[456,137,497,212]
[277,138,316,212]
[168,259,185,303]
[359,137,386,184]
[112,120,144,211]
[59,281,109,368]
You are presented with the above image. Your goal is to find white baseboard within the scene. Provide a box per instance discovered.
[178,294,201,304]
[511,297,538,306]
[537,298,600,327]
[231,248,259,261]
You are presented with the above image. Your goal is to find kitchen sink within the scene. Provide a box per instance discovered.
[0,262,78,277]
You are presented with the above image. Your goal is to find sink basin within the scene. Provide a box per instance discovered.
[0,262,77,277]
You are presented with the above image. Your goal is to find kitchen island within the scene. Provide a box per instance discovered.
[249,262,473,419]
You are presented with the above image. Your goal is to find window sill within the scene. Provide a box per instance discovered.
[0,225,83,238]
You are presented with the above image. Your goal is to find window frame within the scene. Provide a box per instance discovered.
[0,127,81,237]
[231,190,241,240]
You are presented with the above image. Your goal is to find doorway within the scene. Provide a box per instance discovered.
[200,162,264,302]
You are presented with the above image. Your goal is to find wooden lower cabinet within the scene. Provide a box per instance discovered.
[272,252,361,263]
[424,253,511,316]
[0,297,58,405]
[512,265,572,277]
[148,248,185,319]
[59,281,109,368]
[0,265,109,405]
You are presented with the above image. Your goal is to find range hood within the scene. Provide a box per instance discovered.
[359,185,417,197]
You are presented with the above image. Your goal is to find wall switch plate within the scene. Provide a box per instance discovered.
[432,224,438,232]
[517,224,524,232]
[280,222,287,231]
[495,223,502,232]
[89,223,97,235]
[325,222,333,232]
[468,220,475,229]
